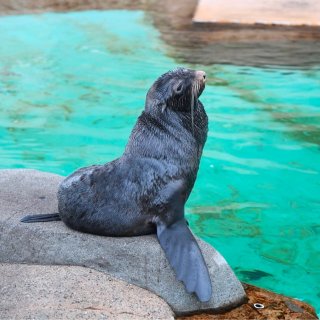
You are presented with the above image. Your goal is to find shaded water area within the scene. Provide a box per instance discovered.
[0,10,319,315]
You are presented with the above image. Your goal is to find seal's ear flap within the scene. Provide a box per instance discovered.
[173,80,184,95]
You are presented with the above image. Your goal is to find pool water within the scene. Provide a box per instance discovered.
[0,10,319,314]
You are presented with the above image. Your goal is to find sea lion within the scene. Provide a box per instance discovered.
[21,67,211,302]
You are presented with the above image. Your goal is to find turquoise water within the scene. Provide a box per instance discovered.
[0,11,319,314]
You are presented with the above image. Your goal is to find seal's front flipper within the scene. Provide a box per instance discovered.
[20,213,61,223]
[156,219,212,302]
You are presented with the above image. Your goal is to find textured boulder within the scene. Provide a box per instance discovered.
[0,169,247,315]
[0,263,174,319]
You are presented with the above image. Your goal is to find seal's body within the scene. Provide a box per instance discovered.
[21,68,211,302]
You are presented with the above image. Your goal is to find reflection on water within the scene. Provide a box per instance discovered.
[0,10,319,314]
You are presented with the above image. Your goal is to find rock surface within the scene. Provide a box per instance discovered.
[0,263,174,320]
[0,169,247,315]
[179,283,318,320]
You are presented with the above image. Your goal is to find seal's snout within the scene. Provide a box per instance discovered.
[193,70,206,98]
[195,70,206,83]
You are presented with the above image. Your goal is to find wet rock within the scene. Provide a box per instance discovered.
[0,169,247,315]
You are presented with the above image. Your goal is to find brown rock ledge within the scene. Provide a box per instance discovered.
[178,283,318,320]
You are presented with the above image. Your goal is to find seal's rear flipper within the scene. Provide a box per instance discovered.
[20,213,61,223]
[156,219,212,302]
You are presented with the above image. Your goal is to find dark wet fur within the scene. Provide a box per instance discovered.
[21,68,211,302]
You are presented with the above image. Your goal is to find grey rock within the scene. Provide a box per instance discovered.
[0,169,247,315]
[0,263,174,319]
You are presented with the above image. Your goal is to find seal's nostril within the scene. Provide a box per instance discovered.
[196,70,206,82]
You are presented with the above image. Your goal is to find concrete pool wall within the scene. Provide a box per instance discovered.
[194,0,320,26]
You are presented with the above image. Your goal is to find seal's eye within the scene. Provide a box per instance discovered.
[174,82,184,94]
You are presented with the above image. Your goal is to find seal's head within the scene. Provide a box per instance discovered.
[145,67,206,114]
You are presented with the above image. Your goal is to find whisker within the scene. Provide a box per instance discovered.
[191,83,195,136]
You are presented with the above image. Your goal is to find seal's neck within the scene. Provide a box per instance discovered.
[124,101,208,168]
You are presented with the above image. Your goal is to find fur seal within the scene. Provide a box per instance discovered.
[21,67,211,302]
